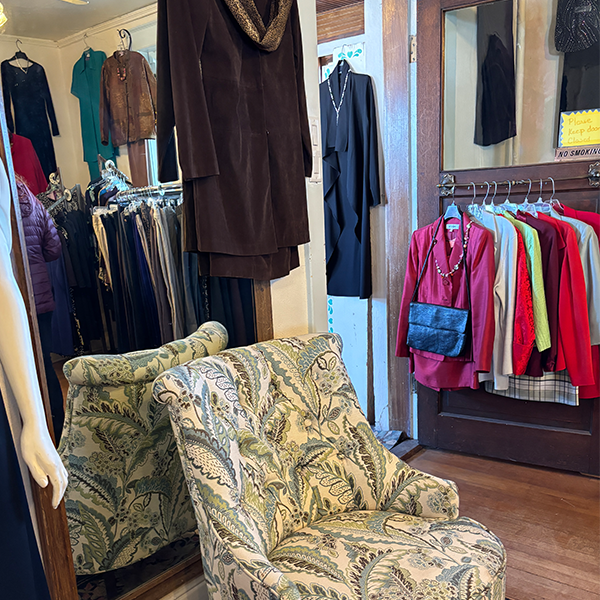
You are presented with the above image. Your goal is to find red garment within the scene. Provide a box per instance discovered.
[396,215,495,390]
[511,227,536,375]
[562,205,600,399]
[10,133,47,196]
[537,212,594,387]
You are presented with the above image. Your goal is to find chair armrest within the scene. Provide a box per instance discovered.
[199,507,301,600]
[379,460,460,520]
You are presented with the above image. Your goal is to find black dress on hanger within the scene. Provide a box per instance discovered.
[0,392,51,600]
[320,60,381,299]
[1,61,59,179]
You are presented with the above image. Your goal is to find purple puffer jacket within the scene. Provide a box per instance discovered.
[17,179,62,314]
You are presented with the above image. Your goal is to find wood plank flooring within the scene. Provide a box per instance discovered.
[407,449,600,600]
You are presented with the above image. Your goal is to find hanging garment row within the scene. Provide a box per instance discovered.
[396,178,600,406]
[36,172,102,360]
[90,172,256,353]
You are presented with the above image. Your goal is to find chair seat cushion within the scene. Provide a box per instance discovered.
[268,511,506,600]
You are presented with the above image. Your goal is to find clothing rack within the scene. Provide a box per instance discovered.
[438,162,600,196]
[37,169,73,214]
[114,181,183,201]
[97,155,130,183]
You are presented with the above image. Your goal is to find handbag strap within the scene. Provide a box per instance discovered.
[410,213,472,312]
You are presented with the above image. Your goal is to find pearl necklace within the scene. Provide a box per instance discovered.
[327,68,349,125]
[435,221,473,278]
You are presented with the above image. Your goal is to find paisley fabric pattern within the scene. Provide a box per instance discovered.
[58,322,228,575]
[153,333,506,599]
[270,512,506,600]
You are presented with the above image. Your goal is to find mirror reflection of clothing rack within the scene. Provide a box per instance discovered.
[114,181,183,202]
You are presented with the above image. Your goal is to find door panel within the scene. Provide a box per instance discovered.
[416,0,600,474]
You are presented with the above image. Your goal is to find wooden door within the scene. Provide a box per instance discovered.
[415,0,600,475]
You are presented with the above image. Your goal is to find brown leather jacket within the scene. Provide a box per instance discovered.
[100,50,157,147]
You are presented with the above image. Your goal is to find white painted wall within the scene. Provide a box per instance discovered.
[271,0,328,338]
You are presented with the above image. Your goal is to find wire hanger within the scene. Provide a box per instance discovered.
[496,180,518,213]
[533,178,551,213]
[520,179,537,216]
[467,181,480,217]
[117,29,132,52]
[11,39,29,61]
[443,194,462,220]
[83,33,91,52]
[484,181,497,212]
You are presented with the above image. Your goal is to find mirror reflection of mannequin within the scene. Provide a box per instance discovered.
[0,160,68,599]
[16,176,64,440]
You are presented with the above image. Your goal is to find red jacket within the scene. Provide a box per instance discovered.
[17,179,62,314]
[561,206,600,398]
[396,215,495,390]
[10,133,47,196]
[537,212,594,387]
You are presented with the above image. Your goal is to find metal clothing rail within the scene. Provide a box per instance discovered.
[438,161,600,196]
[114,181,183,201]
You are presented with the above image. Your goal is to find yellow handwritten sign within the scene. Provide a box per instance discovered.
[559,110,600,147]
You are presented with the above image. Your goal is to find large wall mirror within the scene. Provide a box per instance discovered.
[443,0,599,171]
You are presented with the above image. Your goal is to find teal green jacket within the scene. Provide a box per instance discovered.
[71,49,115,164]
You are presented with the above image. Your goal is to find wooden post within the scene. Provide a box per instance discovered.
[253,280,274,342]
[382,0,412,432]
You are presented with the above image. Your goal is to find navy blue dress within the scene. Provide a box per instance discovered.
[1,61,59,179]
[0,392,51,600]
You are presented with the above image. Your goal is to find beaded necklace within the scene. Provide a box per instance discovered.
[435,220,473,278]
[327,68,349,125]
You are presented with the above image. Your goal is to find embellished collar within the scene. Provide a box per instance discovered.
[221,0,293,52]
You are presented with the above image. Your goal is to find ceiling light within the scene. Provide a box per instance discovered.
[0,3,7,28]
[59,0,90,5]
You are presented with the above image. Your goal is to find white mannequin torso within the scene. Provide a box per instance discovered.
[0,160,67,508]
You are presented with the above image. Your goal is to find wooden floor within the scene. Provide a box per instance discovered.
[407,449,600,600]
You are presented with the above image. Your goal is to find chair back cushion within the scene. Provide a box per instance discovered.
[58,321,228,574]
[153,333,449,559]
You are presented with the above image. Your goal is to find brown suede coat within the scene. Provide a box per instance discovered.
[157,0,311,280]
[100,51,157,147]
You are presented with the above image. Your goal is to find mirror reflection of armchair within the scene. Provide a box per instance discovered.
[58,321,228,575]
[154,333,507,600]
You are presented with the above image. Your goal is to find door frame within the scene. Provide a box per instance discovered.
[383,0,413,433]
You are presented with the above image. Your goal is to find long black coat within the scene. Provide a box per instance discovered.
[2,61,59,179]
[320,61,380,298]
[157,0,311,280]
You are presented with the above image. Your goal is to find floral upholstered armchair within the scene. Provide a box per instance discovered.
[153,333,507,600]
[58,321,228,574]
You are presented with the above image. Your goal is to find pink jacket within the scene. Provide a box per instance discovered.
[396,214,495,390]
[17,179,62,314]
